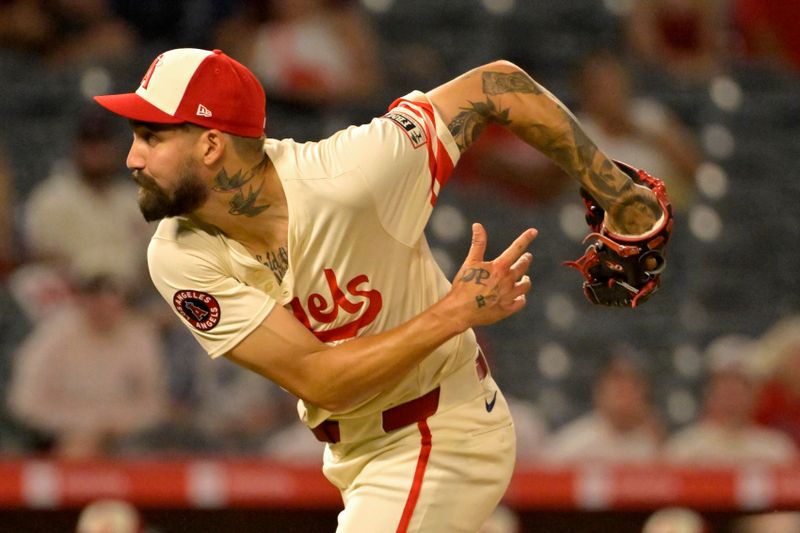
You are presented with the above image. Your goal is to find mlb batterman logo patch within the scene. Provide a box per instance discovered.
[384,111,426,149]
[173,290,221,331]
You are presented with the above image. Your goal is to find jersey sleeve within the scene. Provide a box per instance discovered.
[324,90,460,246]
[147,221,276,358]
[382,90,461,205]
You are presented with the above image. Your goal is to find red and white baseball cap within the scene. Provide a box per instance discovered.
[94,48,266,138]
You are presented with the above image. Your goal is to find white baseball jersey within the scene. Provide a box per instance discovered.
[148,91,479,428]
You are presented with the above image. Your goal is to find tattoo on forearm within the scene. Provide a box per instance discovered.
[482,71,542,96]
[447,71,541,152]
[568,121,621,199]
[447,66,661,234]
[461,267,491,285]
[256,246,289,284]
[212,156,271,217]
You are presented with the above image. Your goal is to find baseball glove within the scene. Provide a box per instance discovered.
[564,161,673,308]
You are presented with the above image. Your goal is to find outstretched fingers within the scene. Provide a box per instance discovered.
[509,251,533,280]
[495,228,538,271]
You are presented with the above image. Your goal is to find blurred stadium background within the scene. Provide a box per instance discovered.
[1,0,799,531]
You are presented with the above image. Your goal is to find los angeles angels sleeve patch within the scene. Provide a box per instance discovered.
[384,111,427,149]
[173,290,221,331]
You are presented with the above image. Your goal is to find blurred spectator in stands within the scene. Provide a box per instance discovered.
[734,512,800,533]
[0,0,55,56]
[261,415,326,465]
[752,315,800,449]
[121,324,294,455]
[574,51,701,212]
[191,354,289,454]
[734,0,800,73]
[642,507,707,533]
[624,0,727,83]
[6,266,167,457]
[540,353,664,463]
[44,0,137,69]
[506,395,550,463]
[0,141,18,277]
[76,499,146,533]
[214,0,384,139]
[22,106,151,299]
[664,334,796,465]
[0,278,35,453]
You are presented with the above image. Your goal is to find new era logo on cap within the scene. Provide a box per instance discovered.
[94,48,266,138]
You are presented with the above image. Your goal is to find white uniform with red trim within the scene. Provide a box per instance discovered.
[148,92,516,532]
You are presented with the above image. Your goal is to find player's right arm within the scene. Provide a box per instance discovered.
[226,223,535,413]
[427,60,663,237]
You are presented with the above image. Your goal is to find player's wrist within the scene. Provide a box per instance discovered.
[428,297,470,338]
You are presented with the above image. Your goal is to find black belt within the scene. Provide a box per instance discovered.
[311,352,489,443]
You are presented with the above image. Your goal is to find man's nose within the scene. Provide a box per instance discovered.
[126,142,144,170]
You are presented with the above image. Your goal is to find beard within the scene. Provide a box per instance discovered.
[135,157,209,222]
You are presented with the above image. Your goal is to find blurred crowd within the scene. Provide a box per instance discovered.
[0,0,798,491]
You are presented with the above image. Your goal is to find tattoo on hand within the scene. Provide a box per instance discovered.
[476,295,487,308]
[461,267,491,285]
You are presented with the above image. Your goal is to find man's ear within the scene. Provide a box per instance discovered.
[199,129,226,166]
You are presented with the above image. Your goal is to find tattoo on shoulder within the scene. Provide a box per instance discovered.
[212,156,271,217]
[482,71,542,96]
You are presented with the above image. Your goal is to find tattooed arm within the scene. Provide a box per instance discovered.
[427,60,661,236]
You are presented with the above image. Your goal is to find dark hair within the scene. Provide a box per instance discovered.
[229,134,266,160]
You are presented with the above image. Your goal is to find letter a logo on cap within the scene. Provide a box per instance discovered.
[140,54,164,90]
[196,104,212,117]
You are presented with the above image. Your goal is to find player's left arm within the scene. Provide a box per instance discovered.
[427,60,661,237]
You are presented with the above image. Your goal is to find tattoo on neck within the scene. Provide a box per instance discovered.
[256,246,289,284]
[212,155,271,217]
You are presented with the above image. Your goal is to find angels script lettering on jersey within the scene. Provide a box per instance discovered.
[290,268,383,343]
